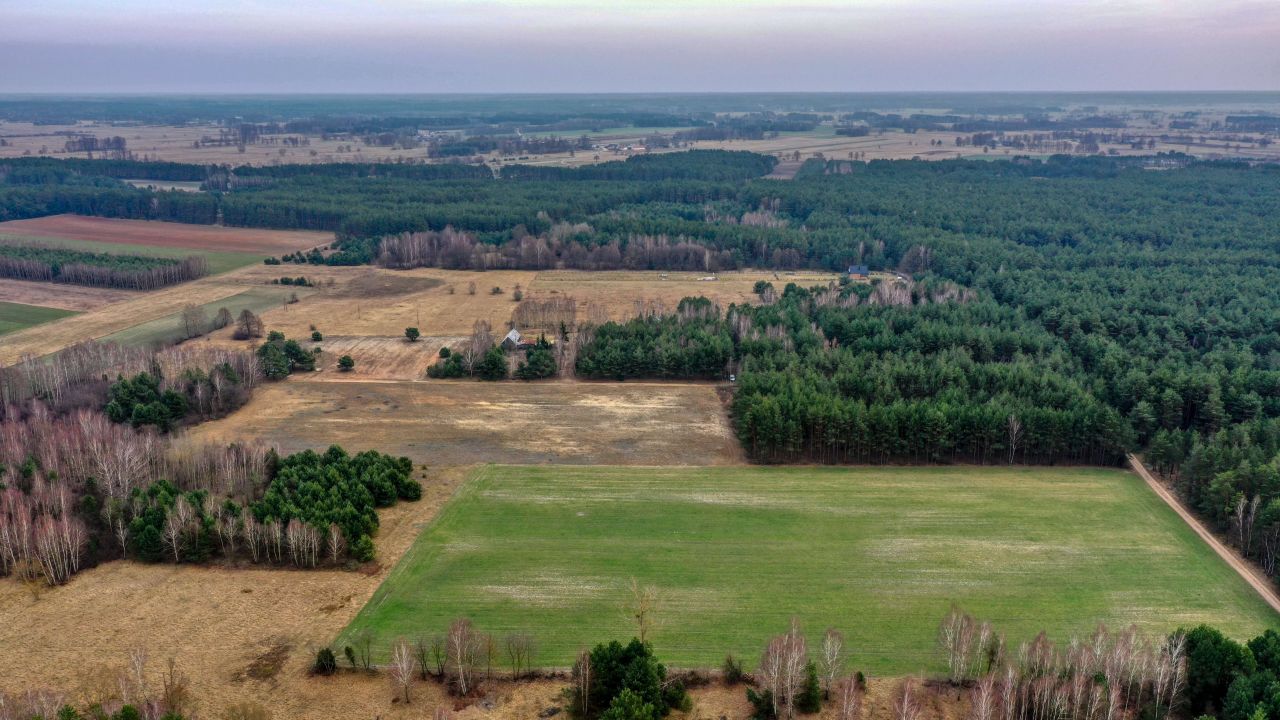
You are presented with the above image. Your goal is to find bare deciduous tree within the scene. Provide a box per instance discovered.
[446,618,481,696]
[181,304,207,339]
[624,578,660,643]
[1007,414,1023,464]
[892,677,921,720]
[970,673,997,720]
[389,639,417,703]
[832,674,864,720]
[505,633,535,680]
[819,628,845,697]
[327,523,345,564]
[573,648,592,718]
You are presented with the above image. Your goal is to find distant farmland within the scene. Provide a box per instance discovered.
[0,301,77,335]
[340,465,1278,674]
[0,214,331,274]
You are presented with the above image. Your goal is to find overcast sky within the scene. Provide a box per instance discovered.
[1,0,1277,93]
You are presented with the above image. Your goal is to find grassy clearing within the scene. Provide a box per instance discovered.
[0,232,262,275]
[340,464,1278,674]
[0,301,78,335]
[100,286,304,347]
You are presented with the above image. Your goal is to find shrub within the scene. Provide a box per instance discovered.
[476,346,507,381]
[313,647,337,676]
[405,327,421,342]
[515,335,557,381]
[722,655,745,685]
[600,689,655,720]
[571,639,685,720]
[337,355,355,371]
[746,688,776,720]
[311,330,323,342]
[491,286,503,295]
[257,333,316,379]
[344,646,357,669]
[352,535,376,562]
[439,346,451,358]
[796,661,822,714]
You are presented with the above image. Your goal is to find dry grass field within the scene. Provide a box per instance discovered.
[187,379,742,466]
[303,335,464,380]
[0,272,291,364]
[0,214,331,254]
[1,263,811,366]
[200,267,832,351]
[0,278,138,311]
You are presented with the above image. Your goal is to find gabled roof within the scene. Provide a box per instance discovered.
[503,329,521,344]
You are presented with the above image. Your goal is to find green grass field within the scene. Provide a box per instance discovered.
[100,286,306,347]
[339,465,1278,673]
[0,301,78,335]
[0,233,263,275]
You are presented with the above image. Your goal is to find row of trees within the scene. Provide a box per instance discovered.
[0,245,208,290]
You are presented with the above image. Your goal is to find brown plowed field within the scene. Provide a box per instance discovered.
[0,278,139,311]
[188,379,743,467]
[0,215,332,253]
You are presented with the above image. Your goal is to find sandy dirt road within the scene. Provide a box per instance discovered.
[1129,454,1280,614]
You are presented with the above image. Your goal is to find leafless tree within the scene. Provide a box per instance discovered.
[388,639,417,703]
[892,677,921,720]
[759,619,809,719]
[505,633,535,680]
[819,628,845,696]
[234,309,264,340]
[428,634,447,678]
[971,673,997,720]
[832,673,864,720]
[181,304,207,339]
[161,656,192,718]
[242,515,263,563]
[162,496,194,563]
[213,307,234,330]
[573,648,592,718]
[1007,414,1024,464]
[446,618,481,696]
[327,523,345,564]
[624,578,660,643]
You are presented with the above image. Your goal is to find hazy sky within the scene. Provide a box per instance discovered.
[1,0,1277,93]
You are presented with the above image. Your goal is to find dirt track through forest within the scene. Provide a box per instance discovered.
[1128,454,1280,614]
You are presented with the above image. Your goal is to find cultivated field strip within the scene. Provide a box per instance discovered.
[0,278,305,364]
[187,380,742,466]
[339,464,1279,674]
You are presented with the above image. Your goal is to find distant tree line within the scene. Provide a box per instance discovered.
[0,244,207,290]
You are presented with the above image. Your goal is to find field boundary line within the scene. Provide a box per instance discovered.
[1128,453,1280,615]
[334,464,491,649]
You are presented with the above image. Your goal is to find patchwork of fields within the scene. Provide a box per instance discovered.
[0,215,332,358]
[339,464,1278,673]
